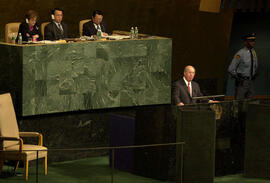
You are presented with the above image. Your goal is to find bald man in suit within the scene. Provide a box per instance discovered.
[172,65,203,106]
[172,65,218,106]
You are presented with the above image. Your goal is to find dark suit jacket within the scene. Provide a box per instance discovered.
[16,22,42,42]
[172,78,203,105]
[44,21,68,40]
[82,20,108,37]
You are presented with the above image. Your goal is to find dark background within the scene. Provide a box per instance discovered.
[226,12,270,96]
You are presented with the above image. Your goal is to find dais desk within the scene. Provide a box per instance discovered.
[0,37,172,116]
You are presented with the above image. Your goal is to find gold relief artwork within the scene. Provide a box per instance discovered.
[210,104,222,120]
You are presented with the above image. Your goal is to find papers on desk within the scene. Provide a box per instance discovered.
[31,35,131,44]
[80,35,130,40]
[80,36,95,40]
[33,40,57,44]
[104,35,130,40]
[33,40,67,44]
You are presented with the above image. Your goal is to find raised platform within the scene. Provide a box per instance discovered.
[0,37,172,116]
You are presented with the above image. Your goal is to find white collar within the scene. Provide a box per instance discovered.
[183,77,191,86]
[244,47,254,52]
[183,77,192,96]
[53,21,62,27]
[94,23,100,29]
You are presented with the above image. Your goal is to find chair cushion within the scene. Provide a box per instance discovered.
[4,144,47,161]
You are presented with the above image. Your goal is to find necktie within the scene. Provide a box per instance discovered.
[249,49,254,78]
[58,23,63,34]
[96,25,100,30]
[188,82,191,95]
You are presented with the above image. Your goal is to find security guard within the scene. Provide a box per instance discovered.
[228,33,258,100]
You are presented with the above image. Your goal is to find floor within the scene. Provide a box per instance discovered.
[0,156,269,183]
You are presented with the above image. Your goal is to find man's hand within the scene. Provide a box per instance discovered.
[32,34,39,42]
[208,100,220,104]
[177,102,184,106]
[102,32,108,36]
[32,34,39,39]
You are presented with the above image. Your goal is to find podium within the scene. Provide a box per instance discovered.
[126,100,260,182]
[244,103,270,179]
[134,106,171,180]
[176,105,216,183]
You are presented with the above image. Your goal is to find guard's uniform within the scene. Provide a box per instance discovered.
[228,33,258,100]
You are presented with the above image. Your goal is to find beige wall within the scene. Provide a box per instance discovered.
[0,0,233,93]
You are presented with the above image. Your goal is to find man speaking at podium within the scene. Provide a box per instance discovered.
[172,65,216,106]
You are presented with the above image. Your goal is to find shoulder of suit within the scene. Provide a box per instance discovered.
[47,22,54,27]
[178,78,185,82]
[20,22,28,28]
[58,22,67,27]
[191,80,199,86]
[20,22,27,26]
[173,79,183,85]
[83,21,91,27]
[90,21,95,26]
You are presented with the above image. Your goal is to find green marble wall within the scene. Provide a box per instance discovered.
[19,110,111,162]
[0,38,171,116]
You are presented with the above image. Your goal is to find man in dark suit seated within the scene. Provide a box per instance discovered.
[44,8,68,40]
[172,65,217,106]
[83,10,109,37]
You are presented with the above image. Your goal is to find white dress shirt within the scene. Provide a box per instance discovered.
[53,21,63,33]
[94,23,100,30]
[183,77,192,97]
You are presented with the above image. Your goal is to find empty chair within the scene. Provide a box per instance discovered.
[0,93,47,180]
[5,23,20,43]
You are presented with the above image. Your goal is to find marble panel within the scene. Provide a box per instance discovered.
[0,38,172,116]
